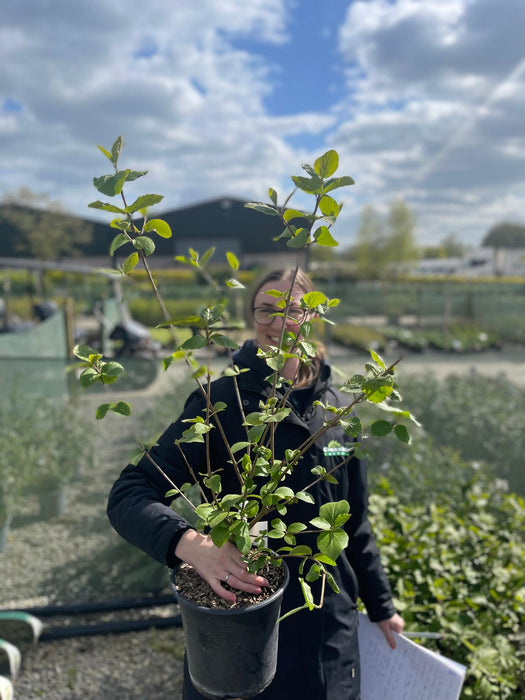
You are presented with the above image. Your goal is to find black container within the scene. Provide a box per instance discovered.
[171,563,289,699]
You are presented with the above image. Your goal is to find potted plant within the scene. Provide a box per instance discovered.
[26,398,94,520]
[75,138,417,699]
[0,400,32,549]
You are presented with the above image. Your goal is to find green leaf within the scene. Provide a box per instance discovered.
[244,412,263,426]
[371,420,393,437]
[319,194,341,217]
[109,233,130,256]
[234,531,252,555]
[289,545,312,556]
[73,344,99,361]
[302,291,328,308]
[326,571,340,593]
[144,218,172,238]
[317,530,349,561]
[299,579,315,610]
[271,518,287,532]
[126,194,164,213]
[93,171,129,197]
[208,510,229,527]
[248,424,265,442]
[113,401,131,416]
[244,202,279,216]
[122,252,139,275]
[314,553,337,565]
[299,341,317,358]
[110,218,131,231]
[97,145,113,161]
[286,228,309,249]
[374,403,421,426]
[226,278,245,289]
[274,486,295,499]
[230,441,250,454]
[101,361,125,377]
[363,377,394,403]
[266,354,286,371]
[314,150,339,178]
[133,236,156,255]
[181,334,207,350]
[283,209,306,222]
[226,252,239,270]
[125,169,148,182]
[79,367,99,387]
[394,424,411,444]
[296,491,315,504]
[309,516,331,531]
[88,201,127,214]
[291,174,324,194]
[314,226,338,247]
[268,188,278,204]
[322,176,355,194]
[204,474,222,494]
[210,333,239,349]
[369,349,386,368]
[319,500,350,524]
[110,136,123,166]
[340,415,362,437]
[200,247,215,266]
[96,403,111,419]
[306,563,321,582]
[209,524,230,548]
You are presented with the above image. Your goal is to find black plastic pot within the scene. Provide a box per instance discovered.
[171,562,289,699]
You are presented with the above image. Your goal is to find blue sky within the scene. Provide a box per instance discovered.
[1,0,524,248]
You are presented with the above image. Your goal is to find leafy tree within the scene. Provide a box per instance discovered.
[384,199,419,277]
[423,234,468,259]
[440,233,467,257]
[354,205,387,279]
[354,200,418,279]
[482,221,525,248]
[1,188,93,260]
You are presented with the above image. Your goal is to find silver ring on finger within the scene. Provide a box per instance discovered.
[224,572,232,584]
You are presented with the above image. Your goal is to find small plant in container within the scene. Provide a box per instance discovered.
[76,138,416,699]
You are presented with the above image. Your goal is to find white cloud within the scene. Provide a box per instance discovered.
[330,0,525,245]
[0,0,524,251]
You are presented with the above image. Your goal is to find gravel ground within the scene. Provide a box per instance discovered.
[2,367,190,699]
[3,347,520,698]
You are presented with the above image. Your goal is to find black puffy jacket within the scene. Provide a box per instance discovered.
[107,340,396,700]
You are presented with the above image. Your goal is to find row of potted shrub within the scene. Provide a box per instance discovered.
[331,323,501,354]
[0,396,96,551]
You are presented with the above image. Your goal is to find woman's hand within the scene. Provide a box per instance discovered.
[175,530,268,603]
[377,613,404,649]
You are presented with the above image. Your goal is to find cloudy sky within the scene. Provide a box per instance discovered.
[1,0,524,248]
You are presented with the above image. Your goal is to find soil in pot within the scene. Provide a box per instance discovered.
[175,560,286,609]
[172,560,289,699]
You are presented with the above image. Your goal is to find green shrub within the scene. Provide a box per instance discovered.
[397,373,525,494]
[331,323,387,352]
[128,297,216,326]
[369,472,525,699]
[1,396,96,499]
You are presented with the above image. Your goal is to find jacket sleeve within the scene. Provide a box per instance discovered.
[107,391,207,567]
[345,456,397,622]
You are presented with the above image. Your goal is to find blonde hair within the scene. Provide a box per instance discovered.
[249,268,325,388]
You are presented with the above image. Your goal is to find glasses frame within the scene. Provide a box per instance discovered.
[252,305,309,326]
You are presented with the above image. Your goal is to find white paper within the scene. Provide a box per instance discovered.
[358,613,466,700]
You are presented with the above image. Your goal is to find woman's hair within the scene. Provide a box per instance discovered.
[248,267,325,387]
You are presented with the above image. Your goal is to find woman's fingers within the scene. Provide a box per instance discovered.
[175,530,268,602]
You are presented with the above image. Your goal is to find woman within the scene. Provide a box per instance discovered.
[107,268,403,699]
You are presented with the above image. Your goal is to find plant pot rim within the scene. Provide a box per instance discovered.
[170,560,289,617]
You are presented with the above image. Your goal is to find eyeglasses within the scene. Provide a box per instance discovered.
[252,306,309,326]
